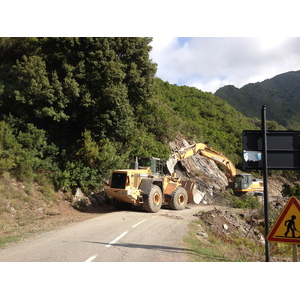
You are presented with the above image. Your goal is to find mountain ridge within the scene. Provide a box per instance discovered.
[214,70,300,129]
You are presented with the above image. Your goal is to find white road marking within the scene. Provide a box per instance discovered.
[105,231,128,248]
[85,255,97,262]
[132,219,147,228]
[105,219,147,249]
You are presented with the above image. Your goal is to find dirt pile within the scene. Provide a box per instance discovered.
[196,207,265,244]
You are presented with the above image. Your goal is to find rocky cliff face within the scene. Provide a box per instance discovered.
[169,132,284,204]
[169,133,228,203]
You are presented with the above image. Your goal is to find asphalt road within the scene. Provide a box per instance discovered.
[0,204,205,262]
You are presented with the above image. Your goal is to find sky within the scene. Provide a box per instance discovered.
[1,2,300,96]
[149,37,300,93]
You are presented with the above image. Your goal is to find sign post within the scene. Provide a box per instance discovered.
[262,105,270,262]
[293,245,298,262]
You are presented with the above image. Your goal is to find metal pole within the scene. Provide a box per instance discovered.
[292,244,298,262]
[262,105,270,262]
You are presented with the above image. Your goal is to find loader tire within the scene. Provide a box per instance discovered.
[142,184,162,213]
[169,187,188,210]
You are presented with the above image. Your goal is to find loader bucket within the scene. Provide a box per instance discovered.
[190,188,205,204]
[181,180,204,204]
[166,157,178,174]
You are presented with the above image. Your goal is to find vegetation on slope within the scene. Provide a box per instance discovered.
[0,37,278,197]
[0,37,167,192]
[155,79,260,166]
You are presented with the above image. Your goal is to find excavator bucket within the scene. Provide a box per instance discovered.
[166,157,178,174]
[181,180,204,204]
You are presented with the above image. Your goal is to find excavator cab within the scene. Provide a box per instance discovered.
[234,174,253,190]
[234,174,263,195]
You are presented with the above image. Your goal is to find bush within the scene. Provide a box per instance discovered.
[0,121,22,172]
[282,183,300,197]
[218,189,261,209]
[232,194,261,209]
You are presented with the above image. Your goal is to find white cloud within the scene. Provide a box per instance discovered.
[150,37,300,93]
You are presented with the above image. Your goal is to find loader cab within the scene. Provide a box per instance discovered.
[234,174,253,191]
[133,157,164,176]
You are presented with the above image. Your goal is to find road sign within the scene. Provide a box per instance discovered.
[267,196,300,244]
[242,130,300,170]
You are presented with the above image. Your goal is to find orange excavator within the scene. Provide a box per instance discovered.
[167,143,263,195]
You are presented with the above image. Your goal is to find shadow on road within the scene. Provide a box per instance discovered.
[83,240,233,262]
[83,240,202,260]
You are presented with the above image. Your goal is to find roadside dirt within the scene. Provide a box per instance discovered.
[0,189,115,248]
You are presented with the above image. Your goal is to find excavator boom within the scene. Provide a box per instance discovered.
[167,142,263,195]
[168,143,236,182]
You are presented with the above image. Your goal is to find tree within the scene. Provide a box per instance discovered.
[0,37,157,149]
[0,37,159,191]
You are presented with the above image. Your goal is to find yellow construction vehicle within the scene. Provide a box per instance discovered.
[167,143,264,195]
[104,156,203,213]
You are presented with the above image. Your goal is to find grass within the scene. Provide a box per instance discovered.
[184,221,237,262]
[0,235,24,248]
[184,219,266,262]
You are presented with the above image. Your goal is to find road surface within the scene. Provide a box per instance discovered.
[0,204,207,262]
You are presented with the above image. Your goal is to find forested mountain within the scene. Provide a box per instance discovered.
[215,70,300,130]
[0,37,263,194]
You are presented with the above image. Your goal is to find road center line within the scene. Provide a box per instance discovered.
[132,219,147,228]
[105,231,128,248]
[85,255,97,262]
[105,219,147,248]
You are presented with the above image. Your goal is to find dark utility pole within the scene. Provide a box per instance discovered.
[262,105,270,262]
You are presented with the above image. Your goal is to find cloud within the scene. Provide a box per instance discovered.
[150,37,300,93]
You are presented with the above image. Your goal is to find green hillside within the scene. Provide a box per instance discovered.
[215,70,300,130]
[154,79,260,165]
[0,37,260,194]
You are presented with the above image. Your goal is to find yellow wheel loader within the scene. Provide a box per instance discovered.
[104,157,203,213]
[167,143,263,195]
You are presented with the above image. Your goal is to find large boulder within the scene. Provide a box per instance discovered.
[169,132,228,203]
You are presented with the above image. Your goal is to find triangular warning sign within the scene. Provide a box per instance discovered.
[267,196,300,244]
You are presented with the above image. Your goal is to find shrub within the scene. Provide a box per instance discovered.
[232,194,261,209]
[0,121,22,172]
[282,183,300,197]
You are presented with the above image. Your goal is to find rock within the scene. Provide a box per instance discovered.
[222,224,228,230]
[37,207,44,217]
[9,207,16,214]
[169,132,228,202]
[72,188,91,212]
[5,200,11,212]
[5,200,16,214]
[197,231,208,238]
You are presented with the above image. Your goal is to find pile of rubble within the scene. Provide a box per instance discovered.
[195,207,265,244]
